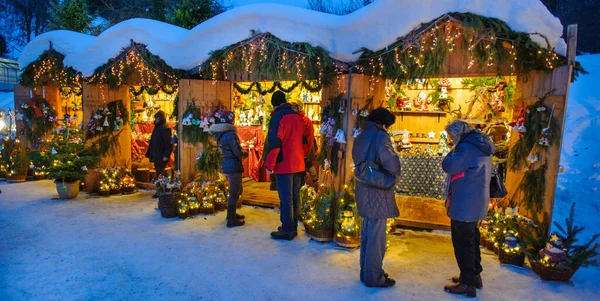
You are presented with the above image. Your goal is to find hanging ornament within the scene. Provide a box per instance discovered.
[103,117,109,127]
[81,166,88,171]
[527,152,540,164]
[352,127,360,138]
[334,129,347,144]
[113,122,120,131]
[51,148,58,155]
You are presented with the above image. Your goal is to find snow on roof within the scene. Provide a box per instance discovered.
[19,0,566,76]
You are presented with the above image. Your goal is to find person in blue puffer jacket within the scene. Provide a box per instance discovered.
[442,120,495,298]
[210,110,246,228]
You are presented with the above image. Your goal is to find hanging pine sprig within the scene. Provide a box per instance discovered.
[519,162,547,214]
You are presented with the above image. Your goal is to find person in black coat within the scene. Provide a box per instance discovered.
[210,110,246,228]
[146,111,173,186]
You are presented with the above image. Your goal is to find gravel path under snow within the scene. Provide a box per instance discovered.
[1,180,598,300]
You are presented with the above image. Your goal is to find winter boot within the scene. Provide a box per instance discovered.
[235,213,245,220]
[451,274,483,289]
[444,283,476,298]
[226,212,245,228]
[277,226,298,237]
[270,230,295,240]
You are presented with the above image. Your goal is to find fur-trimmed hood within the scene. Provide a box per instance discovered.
[209,123,237,134]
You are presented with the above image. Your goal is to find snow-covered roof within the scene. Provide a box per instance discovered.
[19,0,566,76]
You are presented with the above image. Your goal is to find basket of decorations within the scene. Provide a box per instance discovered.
[201,181,227,211]
[521,204,599,282]
[98,181,111,196]
[155,174,182,218]
[333,181,361,248]
[120,174,136,194]
[177,197,190,219]
[498,231,525,266]
[479,219,490,246]
[302,183,335,242]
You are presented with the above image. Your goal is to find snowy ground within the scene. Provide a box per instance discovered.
[1,181,599,300]
[554,54,600,242]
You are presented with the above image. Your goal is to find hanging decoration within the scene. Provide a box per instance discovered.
[181,100,212,145]
[18,96,58,144]
[88,41,183,90]
[461,77,515,119]
[200,32,337,87]
[85,100,129,140]
[316,94,345,175]
[386,83,410,112]
[195,146,222,182]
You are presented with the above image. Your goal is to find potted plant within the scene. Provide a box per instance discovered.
[521,204,599,281]
[47,131,99,199]
[333,179,362,248]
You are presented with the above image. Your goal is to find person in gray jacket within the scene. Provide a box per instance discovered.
[210,110,246,228]
[352,108,401,288]
[442,120,495,298]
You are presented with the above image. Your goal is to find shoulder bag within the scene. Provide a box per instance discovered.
[355,132,396,190]
[490,165,507,198]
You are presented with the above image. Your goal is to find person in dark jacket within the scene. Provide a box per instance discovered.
[265,91,308,240]
[442,120,495,298]
[209,110,246,228]
[146,110,173,197]
[352,107,401,288]
[289,98,318,186]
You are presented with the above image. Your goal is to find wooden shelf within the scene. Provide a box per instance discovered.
[393,110,447,115]
[410,137,439,144]
[393,110,447,123]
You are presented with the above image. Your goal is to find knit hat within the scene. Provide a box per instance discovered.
[215,109,235,124]
[271,91,287,107]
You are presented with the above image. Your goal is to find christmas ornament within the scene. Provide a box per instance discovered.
[334,129,347,144]
[527,153,540,164]
[51,148,58,155]
[81,166,88,171]
[400,129,412,149]
[352,127,360,138]
[427,131,436,139]
[103,117,109,127]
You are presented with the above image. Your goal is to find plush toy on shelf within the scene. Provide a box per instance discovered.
[414,91,432,112]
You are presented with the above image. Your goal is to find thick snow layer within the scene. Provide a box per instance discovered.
[1,180,600,300]
[19,0,566,76]
[553,54,600,242]
[0,92,15,110]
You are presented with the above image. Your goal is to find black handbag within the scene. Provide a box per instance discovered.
[355,133,396,190]
[490,166,507,198]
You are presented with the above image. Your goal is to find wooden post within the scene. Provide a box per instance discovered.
[545,24,577,226]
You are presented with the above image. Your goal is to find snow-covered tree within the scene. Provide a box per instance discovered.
[168,0,228,29]
[49,0,94,33]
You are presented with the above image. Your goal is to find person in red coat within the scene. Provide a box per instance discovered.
[289,98,318,186]
[265,91,308,240]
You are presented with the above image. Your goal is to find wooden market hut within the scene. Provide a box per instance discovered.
[330,14,580,231]
[80,41,182,190]
[15,44,83,149]
[177,32,344,207]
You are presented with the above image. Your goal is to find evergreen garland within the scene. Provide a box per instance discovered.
[200,32,337,87]
[88,42,185,90]
[19,49,81,88]
[356,13,583,84]
[232,81,323,95]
